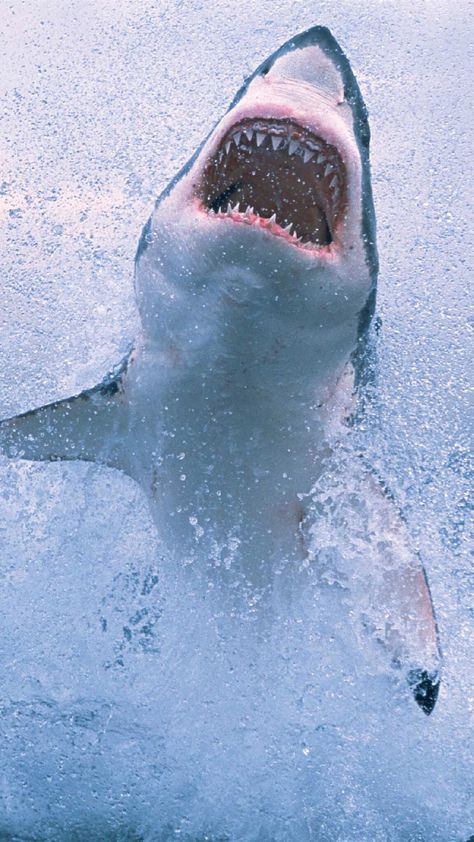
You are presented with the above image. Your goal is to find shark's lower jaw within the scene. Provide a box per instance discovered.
[197,118,346,253]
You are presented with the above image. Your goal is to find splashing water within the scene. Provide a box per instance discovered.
[0,1,472,840]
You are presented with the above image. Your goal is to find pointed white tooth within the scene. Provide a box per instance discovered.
[268,213,276,224]
[303,149,314,163]
[225,141,231,154]
[324,163,334,177]
[227,202,233,214]
[317,153,326,164]
[288,140,298,155]
[209,209,215,215]
[292,231,298,238]
[244,127,254,141]
[233,202,240,213]
[256,132,265,147]
[245,205,253,217]
[329,175,338,189]
[271,135,283,150]
[233,131,242,146]
[283,222,293,233]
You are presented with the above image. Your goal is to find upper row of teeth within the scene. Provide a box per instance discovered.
[222,125,336,168]
[220,126,340,198]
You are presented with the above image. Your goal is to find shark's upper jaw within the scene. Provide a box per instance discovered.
[196,117,347,254]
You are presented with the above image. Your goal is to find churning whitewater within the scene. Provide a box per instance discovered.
[0,18,466,842]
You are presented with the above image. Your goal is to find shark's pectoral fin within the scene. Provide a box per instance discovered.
[379,554,440,715]
[0,356,131,473]
[359,557,441,715]
[309,459,442,714]
[355,473,442,714]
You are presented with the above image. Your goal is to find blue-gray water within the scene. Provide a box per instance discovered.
[0,1,472,839]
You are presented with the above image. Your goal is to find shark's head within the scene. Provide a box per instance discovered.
[135,27,378,392]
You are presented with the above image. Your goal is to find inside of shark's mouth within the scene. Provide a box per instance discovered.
[197,119,346,248]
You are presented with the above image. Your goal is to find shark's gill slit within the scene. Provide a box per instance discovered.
[198,119,347,249]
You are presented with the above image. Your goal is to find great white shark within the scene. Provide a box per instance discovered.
[1,26,441,714]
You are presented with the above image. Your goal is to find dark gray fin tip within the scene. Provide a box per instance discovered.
[408,668,440,715]
[91,346,134,397]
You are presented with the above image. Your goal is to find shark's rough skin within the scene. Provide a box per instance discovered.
[0,26,441,713]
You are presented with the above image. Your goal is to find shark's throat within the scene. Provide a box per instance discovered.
[125,318,353,585]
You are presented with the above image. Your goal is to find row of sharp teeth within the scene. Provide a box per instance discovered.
[219,125,341,200]
[209,202,305,243]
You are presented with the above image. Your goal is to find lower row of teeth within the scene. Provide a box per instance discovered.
[209,202,321,245]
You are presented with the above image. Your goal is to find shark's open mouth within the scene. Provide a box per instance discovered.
[197,119,346,250]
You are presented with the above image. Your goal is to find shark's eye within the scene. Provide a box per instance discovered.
[197,119,346,249]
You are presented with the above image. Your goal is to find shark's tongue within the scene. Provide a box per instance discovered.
[198,120,345,247]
